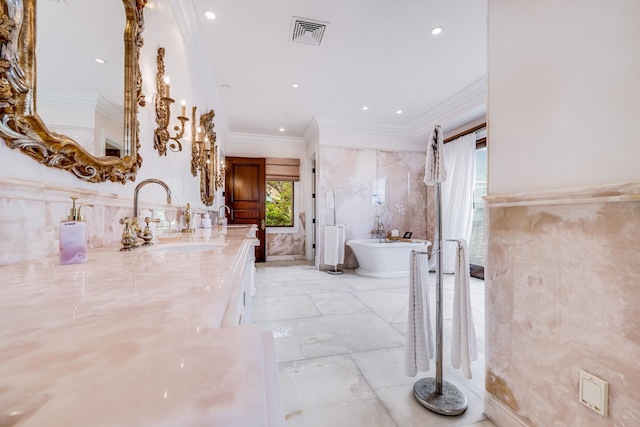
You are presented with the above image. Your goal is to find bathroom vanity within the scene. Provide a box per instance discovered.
[0,225,284,426]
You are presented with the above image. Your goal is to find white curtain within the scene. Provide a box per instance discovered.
[430,133,476,273]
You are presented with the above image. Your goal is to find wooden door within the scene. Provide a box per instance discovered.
[224,157,266,262]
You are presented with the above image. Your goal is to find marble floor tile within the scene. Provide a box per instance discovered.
[390,322,407,337]
[351,288,409,323]
[279,355,376,414]
[271,335,304,363]
[342,274,409,291]
[297,312,405,358]
[255,318,304,363]
[252,295,320,321]
[350,348,429,391]
[308,292,370,315]
[253,264,494,427]
[284,398,398,427]
[459,421,497,427]
[256,279,351,297]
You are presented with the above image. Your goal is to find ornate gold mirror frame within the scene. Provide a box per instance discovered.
[0,0,146,183]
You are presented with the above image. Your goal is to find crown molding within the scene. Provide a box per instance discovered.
[37,92,123,125]
[95,95,124,125]
[227,132,305,146]
[37,90,99,107]
[408,77,487,142]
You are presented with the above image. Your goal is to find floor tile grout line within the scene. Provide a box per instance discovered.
[348,287,411,332]
[347,352,401,427]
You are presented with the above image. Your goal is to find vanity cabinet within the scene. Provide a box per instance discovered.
[221,225,259,326]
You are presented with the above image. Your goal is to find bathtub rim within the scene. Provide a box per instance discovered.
[353,267,414,279]
[346,238,431,248]
[346,238,431,279]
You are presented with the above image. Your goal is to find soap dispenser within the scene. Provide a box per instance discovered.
[59,196,93,265]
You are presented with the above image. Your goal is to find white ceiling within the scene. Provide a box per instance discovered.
[37,0,487,141]
[184,0,487,139]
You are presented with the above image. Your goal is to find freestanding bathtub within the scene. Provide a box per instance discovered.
[346,239,431,278]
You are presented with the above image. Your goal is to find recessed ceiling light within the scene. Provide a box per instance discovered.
[362,106,369,111]
[94,57,107,64]
[279,128,285,132]
[431,26,444,36]
[220,84,231,88]
[291,83,299,88]
[396,110,403,115]
[203,9,216,20]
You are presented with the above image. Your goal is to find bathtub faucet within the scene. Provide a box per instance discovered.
[371,215,386,242]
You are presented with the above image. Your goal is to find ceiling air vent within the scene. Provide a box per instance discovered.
[290,17,329,46]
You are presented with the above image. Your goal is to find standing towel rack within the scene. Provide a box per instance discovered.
[412,179,468,416]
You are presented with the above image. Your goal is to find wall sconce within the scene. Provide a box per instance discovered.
[215,149,225,190]
[191,106,221,206]
[154,47,188,156]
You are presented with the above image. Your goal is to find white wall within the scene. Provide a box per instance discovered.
[488,0,640,194]
[137,0,215,209]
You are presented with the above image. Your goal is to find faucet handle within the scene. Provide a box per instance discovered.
[119,217,137,251]
[140,217,160,246]
[119,217,133,227]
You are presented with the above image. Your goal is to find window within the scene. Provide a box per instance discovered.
[265,158,300,228]
[266,180,294,227]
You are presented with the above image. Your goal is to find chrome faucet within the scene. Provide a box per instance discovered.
[372,215,386,242]
[218,204,231,225]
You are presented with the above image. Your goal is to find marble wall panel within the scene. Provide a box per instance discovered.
[317,146,427,269]
[376,151,428,240]
[485,189,640,426]
[0,179,172,265]
[266,213,306,260]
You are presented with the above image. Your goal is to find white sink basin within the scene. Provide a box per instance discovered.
[147,241,226,254]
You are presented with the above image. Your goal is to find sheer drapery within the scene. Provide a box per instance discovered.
[430,133,476,273]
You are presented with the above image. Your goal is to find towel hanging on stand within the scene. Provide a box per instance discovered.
[449,239,477,379]
[404,249,433,377]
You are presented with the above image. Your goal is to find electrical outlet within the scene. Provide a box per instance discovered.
[579,370,608,417]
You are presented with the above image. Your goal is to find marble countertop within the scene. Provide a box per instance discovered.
[0,226,283,426]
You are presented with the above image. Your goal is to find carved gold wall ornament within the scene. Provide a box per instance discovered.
[191,106,221,206]
[215,145,225,190]
[0,0,146,184]
[154,47,188,155]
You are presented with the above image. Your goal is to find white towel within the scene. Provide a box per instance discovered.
[451,239,477,379]
[404,250,434,377]
[423,124,447,186]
